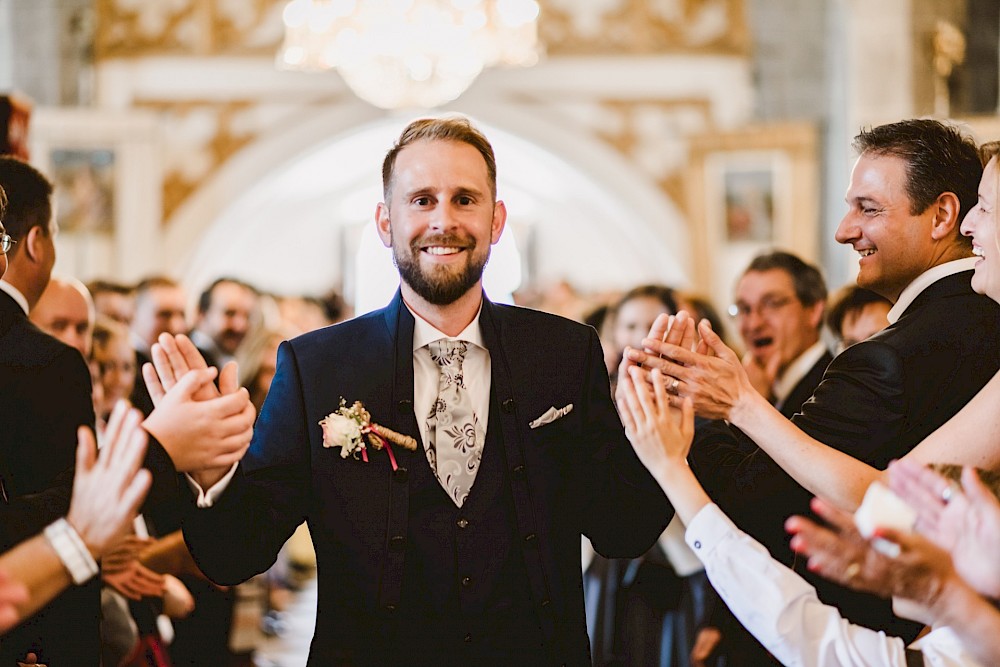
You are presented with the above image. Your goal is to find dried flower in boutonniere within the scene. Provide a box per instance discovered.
[319,399,417,471]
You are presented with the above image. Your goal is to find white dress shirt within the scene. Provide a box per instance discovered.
[408,303,490,454]
[888,257,978,324]
[772,340,828,411]
[684,503,984,666]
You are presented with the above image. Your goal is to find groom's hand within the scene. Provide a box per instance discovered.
[142,366,255,474]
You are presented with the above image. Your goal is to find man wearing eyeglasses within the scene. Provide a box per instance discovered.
[687,251,832,666]
[0,156,101,663]
[728,251,831,413]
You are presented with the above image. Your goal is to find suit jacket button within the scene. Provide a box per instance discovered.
[541,598,551,607]
[457,518,469,529]
[397,399,412,414]
[511,464,525,477]
[389,535,406,551]
[385,604,396,612]
[394,467,408,482]
[461,576,472,587]
[501,398,515,413]
[524,533,537,543]
[464,633,473,643]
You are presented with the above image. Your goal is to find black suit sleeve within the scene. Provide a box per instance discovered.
[578,330,674,558]
[792,340,906,467]
[10,347,95,497]
[183,341,310,585]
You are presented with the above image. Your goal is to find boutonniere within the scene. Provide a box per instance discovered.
[319,399,417,471]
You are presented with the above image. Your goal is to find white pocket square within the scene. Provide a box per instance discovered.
[529,404,573,429]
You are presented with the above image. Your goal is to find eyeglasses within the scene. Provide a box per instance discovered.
[0,233,16,254]
[728,295,796,319]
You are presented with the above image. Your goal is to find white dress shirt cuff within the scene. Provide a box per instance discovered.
[44,518,100,585]
[185,463,239,508]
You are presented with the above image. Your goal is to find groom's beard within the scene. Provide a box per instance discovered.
[393,232,489,306]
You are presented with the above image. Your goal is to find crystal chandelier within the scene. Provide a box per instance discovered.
[277,0,542,110]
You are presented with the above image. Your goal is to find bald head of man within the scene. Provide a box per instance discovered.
[30,276,95,357]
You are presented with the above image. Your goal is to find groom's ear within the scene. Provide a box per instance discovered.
[375,203,392,248]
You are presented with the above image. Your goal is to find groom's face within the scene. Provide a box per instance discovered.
[376,138,506,306]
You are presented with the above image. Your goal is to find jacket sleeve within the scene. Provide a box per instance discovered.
[792,340,906,468]
[578,329,675,558]
[183,340,311,585]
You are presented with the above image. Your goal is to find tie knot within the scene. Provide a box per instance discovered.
[428,339,469,371]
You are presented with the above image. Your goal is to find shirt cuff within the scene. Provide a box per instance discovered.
[684,503,736,561]
[185,463,239,508]
[44,518,100,585]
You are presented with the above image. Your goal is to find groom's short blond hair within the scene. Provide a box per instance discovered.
[381,116,497,203]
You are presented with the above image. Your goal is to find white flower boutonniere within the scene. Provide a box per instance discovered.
[319,399,418,470]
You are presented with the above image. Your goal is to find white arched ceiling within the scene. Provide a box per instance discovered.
[170,100,691,311]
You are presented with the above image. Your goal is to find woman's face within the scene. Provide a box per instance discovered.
[92,335,136,418]
[613,296,671,353]
[961,156,1000,303]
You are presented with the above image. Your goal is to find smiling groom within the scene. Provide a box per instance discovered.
[179,116,673,665]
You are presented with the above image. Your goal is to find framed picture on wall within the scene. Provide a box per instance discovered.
[28,108,162,282]
[685,123,819,322]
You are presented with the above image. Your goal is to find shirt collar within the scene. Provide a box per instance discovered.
[772,339,828,405]
[887,257,978,323]
[408,302,485,352]
[0,280,29,315]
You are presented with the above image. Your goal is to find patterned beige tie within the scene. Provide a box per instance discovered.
[425,339,482,507]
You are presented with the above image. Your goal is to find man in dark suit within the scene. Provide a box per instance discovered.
[0,156,100,664]
[630,119,1000,642]
[166,116,673,665]
[189,277,258,371]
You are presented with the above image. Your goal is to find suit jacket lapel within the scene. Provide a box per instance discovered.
[384,289,422,466]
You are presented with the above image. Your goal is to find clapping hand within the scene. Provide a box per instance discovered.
[141,333,255,481]
[889,460,1000,598]
[624,312,753,421]
[786,496,957,609]
[66,401,152,558]
[616,366,695,475]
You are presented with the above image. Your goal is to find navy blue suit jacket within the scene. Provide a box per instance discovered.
[184,292,673,664]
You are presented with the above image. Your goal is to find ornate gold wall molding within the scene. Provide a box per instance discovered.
[95,0,283,59]
[95,0,749,60]
[541,0,749,55]
[134,100,260,220]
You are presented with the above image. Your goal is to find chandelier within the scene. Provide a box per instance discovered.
[277,0,542,110]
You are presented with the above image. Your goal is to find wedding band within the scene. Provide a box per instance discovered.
[844,562,861,580]
[670,378,680,394]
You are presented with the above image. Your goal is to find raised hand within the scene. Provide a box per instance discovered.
[141,367,255,475]
[617,366,695,474]
[626,319,753,421]
[889,460,1000,598]
[66,402,152,558]
[786,496,956,607]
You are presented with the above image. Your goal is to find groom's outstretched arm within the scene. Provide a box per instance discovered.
[578,329,674,557]
[180,341,311,586]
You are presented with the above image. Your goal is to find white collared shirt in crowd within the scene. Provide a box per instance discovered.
[685,502,984,666]
[772,339,829,411]
[888,257,979,324]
